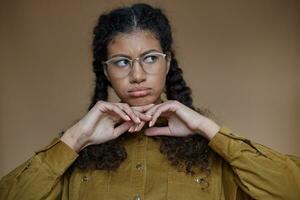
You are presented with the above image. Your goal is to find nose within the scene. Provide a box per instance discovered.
[129,59,146,83]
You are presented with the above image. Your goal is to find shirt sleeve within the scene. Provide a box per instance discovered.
[0,138,78,200]
[208,126,300,200]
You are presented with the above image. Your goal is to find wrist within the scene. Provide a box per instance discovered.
[60,126,89,153]
[196,117,221,141]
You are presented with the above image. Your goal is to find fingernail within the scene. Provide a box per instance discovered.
[137,118,141,123]
[146,115,152,119]
[149,121,153,127]
[125,115,131,121]
[129,127,133,132]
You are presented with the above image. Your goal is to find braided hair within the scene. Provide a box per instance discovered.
[71,3,214,175]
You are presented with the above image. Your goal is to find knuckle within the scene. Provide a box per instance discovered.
[111,103,122,108]
[96,100,103,104]
[111,103,118,109]
[120,103,129,108]
[95,101,102,108]
[112,102,118,107]
[125,103,130,108]
[96,100,105,106]
[156,108,162,114]
[122,103,131,112]
[96,100,110,110]
[112,106,120,114]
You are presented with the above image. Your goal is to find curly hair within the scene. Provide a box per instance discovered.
[70,3,215,175]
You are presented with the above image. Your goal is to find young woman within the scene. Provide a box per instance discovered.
[1,3,299,200]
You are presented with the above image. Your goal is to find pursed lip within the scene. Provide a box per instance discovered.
[128,87,152,97]
[128,86,151,92]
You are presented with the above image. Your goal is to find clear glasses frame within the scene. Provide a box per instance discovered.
[102,52,167,78]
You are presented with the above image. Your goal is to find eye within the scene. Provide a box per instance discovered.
[143,54,159,64]
[112,58,130,68]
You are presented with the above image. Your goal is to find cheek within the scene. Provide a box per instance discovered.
[149,73,166,99]
[110,79,128,97]
[152,74,167,94]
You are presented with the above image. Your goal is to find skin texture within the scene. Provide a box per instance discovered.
[105,30,170,107]
[61,30,220,152]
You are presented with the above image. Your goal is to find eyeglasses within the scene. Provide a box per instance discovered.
[102,52,167,78]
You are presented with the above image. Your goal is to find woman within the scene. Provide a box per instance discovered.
[0,3,299,200]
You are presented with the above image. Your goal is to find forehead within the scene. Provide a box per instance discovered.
[107,30,162,56]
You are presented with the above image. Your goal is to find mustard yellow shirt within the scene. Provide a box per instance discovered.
[1,119,300,200]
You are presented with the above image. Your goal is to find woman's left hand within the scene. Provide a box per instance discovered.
[131,100,221,140]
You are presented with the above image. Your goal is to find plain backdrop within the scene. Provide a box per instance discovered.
[1,0,299,177]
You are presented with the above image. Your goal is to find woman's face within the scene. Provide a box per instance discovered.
[105,30,170,106]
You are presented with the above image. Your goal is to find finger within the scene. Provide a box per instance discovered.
[128,122,140,132]
[81,101,107,125]
[113,121,134,137]
[109,104,132,122]
[149,107,167,127]
[131,122,142,133]
[135,121,145,132]
[85,101,130,127]
[128,124,136,132]
[133,110,152,121]
[117,103,141,123]
[144,104,160,117]
[144,127,172,136]
[149,103,177,127]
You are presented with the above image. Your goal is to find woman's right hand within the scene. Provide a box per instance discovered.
[60,100,154,152]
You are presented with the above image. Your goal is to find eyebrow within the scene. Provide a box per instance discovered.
[109,49,161,59]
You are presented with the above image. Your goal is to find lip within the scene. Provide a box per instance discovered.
[129,86,151,92]
[128,88,151,97]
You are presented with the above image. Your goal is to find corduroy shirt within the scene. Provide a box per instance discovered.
[1,117,300,200]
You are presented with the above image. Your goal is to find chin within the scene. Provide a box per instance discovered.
[125,96,158,106]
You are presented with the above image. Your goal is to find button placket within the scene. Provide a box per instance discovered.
[194,175,209,190]
[136,162,143,171]
[133,194,142,200]
[81,175,89,182]
[131,136,146,200]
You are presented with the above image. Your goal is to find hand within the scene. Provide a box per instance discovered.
[61,100,154,152]
[138,100,221,140]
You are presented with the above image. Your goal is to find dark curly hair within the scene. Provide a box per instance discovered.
[70,3,216,175]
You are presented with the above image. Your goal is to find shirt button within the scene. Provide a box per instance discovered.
[81,175,89,182]
[133,194,141,200]
[136,163,143,170]
[195,176,209,189]
[195,176,204,184]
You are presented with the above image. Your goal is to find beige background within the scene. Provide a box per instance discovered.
[1,0,299,177]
